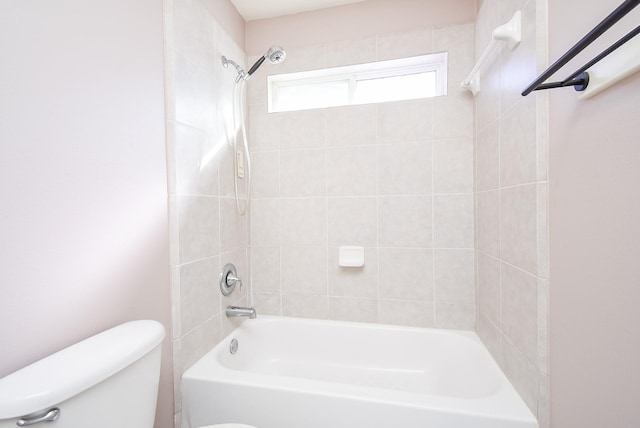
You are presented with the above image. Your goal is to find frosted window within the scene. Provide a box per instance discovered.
[268,53,447,113]
[354,72,437,104]
[273,80,350,112]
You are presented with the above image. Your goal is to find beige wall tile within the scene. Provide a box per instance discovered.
[250,151,280,198]
[250,198,280,245]
[476,312,502,364]
[501,337,540,415]
[501,184,538,274]
[169,195,180,267]
[280,149,327,197]
[473,0,549,420]
[327,146,378,196]
[179,256,221,336]
[328,296,378,323]
[220,197,248,253]
[537,183,549,278]
[250,246,280,293]
[477,190,500,257]
[499,0,538,112]
[434,249,475,303]
[433,194,474,248]
[282,293,329,319]
[433,93,474,140]
[477,252,501,326]
[279,109,327,149]
[179,315,221,374]
[433,139,474,194]
[379,248,433,300]
[379,196,433,247]
[173,52,218,134]
[537,374,549,428]
[378,141,432,195]
[281,198,327,245]
[172,339,182,414]
[500,97,537,187]
[249,104,282,152]
[168,4,255,426]
[325,104,377,147]
[377,98,433,143]
[171,267,181,340]
[178,195,220,263]
[328,197,378,246]
[379,299,435,328]
[474,0,501,128]
[536,93,549,182]
[218,143,245,198]
[252,292,282,316]
[476,121,499,192]
[501,262,538,364]
[435,301,475,329]
[434,22,475,87]
[328,247,379,298]
[281,246,328,294]
[475,56,500,131]
[537,278,549,375]
[244,22,479,335]
[170,121,220,196]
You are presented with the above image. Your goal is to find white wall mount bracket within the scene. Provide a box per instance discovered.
[461,10,522,96]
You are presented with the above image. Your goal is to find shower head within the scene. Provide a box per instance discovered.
[265,45,286,64]
[246,45,287,79]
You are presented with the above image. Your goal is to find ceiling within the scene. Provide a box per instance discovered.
[230,0,369,21]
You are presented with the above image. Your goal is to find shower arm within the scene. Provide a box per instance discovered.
[221,56,247,81]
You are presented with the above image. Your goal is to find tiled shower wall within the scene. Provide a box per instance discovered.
[248,23,476,329]
[474,0,549,425]
[164,0,249,425]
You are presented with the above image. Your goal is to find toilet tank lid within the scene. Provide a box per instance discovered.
[0,320,165,419]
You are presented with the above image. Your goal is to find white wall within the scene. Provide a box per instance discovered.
[0,1,172,427]
[548,0,640,426]
[245,0,476,55]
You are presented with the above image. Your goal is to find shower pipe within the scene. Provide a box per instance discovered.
[222,46,286,216]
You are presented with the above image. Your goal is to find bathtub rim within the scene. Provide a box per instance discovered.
[182,315,538,425]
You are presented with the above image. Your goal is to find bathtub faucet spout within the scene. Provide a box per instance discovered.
[226,305,257,319]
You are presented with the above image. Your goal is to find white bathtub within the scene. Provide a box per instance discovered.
[182,316,537,428]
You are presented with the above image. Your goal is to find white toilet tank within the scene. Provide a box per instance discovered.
[0,320,165,428]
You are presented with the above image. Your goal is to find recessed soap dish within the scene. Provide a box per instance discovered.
[338,246,365,267]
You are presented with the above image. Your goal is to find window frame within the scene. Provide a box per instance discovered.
[267,52,448,113]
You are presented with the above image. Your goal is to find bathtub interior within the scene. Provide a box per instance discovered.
[215,317,502,398]
[182,317,539,428]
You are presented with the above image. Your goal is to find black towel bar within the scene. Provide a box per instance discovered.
[522,0,640,96]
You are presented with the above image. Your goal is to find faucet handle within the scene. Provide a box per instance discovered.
[226,272,243,291]
[220,263,242,295]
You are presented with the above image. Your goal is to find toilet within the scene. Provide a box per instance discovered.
[0,321,255,428]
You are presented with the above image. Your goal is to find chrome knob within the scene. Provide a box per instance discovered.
[220,263,242,295]
[226,272,242,289]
